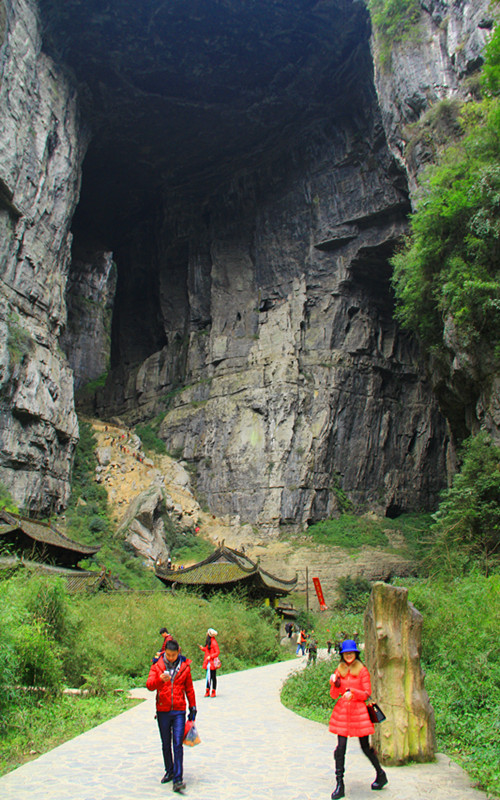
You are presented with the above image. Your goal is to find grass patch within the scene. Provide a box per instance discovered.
[303,512,433,560]
[0,692,138,776]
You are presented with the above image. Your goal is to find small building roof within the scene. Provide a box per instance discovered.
[0,556,113,593]
[0,509,100,567]
[156,545,297,597]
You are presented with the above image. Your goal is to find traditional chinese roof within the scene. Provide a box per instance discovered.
[0,509,100,568]
[155,545,297,597]
[0,556,113,593]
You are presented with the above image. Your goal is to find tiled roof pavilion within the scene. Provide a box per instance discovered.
[0,509,100,569]
[156,545,297,597]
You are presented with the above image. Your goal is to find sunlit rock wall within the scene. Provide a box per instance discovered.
[0,0,86,512]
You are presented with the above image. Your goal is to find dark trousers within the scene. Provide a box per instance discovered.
[157,710,185,782]
[206,668,217,690]
[334,735,383,775]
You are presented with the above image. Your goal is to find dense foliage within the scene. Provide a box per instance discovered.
[427,433,500,577]
[391,27,500,357]
[404,576,500,795]
[281,574,500,798]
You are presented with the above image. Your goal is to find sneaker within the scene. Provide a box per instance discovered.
[173,781,186,792]
[161,772,173,784]
[211,689,216,697]
[204,688,210,697]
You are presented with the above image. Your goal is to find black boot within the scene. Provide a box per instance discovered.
[331,745,345,799]
[360,738,388,791]
[371,770,388,791]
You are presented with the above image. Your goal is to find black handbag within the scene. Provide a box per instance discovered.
[366,702,386,723]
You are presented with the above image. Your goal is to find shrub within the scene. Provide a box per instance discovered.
[427,432,500,577]
[367,0,422,68]
[134,411,167,455]
[0,482,18,514]
[336,575,372,612]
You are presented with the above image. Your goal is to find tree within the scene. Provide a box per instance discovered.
[428,433,500,576]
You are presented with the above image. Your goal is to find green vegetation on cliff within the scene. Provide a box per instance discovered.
[391,26,500,356]
[366,0,422,67]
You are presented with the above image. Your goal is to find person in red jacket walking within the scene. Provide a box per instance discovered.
[198,627,220,697]
[146,639,197,792]
[329,639,388,799]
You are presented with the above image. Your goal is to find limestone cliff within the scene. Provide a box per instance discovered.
[0,0,494,526]
[0,0,87,513]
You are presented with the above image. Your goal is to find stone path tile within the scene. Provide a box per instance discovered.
[0,656,488,800]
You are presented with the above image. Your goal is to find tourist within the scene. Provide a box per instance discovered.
[152,627,173,664]
[146,639,196,792]
[296,628,307,656]
[307,634,318,665]
[199,627,220,697]
[329,639,388,798]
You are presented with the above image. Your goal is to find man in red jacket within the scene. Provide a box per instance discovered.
[146,639,197,792]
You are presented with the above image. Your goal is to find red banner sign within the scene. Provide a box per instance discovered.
[312,576,328,610]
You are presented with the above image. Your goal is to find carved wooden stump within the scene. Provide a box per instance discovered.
[364,581,435,765]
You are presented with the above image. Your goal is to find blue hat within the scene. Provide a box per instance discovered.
[340,639,359,654]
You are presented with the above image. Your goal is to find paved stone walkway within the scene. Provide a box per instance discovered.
[0,656,488,800]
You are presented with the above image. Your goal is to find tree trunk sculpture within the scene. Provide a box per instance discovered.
[364,581,435,764]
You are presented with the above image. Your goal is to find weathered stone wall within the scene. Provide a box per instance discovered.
[96,100,449,531]
[364,582,435,765]
[0,0,87,512]
[60,245,116,391]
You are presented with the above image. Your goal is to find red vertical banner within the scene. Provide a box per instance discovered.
[312,576,328,610]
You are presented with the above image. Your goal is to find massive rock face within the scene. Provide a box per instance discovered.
[0,0,86,512]
[1,0,492,525]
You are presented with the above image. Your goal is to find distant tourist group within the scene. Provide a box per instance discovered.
[146,625,387,797]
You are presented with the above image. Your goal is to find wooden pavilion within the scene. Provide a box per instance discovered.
[0,509,104,591]
[155,544,298,598]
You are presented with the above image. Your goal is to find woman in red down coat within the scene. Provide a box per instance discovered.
[329,639,388,799]
[198,627,220,697]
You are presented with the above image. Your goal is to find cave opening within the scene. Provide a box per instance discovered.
[40,0,385,400]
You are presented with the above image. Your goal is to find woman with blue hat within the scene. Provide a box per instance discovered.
[328,639,388,798]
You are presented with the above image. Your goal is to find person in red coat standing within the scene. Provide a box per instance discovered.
[329,639,388,799]
[198,627,220,697]
[146,639,197,792]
